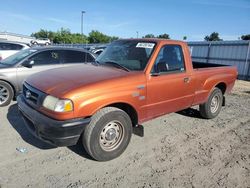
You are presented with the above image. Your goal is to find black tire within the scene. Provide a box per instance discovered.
[0,81,14,107]
[82,107,132,161]
[199,87,223,119]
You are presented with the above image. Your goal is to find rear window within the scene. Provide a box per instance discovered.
[0,43,23,50]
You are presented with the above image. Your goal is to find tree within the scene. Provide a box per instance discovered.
[158,33,170,39]
[88,30,118,43]
[241,34,250,40]
[204,32,222,41]
[183,36,187,40]
[31,29,52,39]
[32,28,88,44]
[54,28,88,44]
[143,34,155,38]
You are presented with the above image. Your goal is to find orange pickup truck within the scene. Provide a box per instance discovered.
[17,39,237,161]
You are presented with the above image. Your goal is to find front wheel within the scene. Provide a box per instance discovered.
[82,107,132,161]
[199,87,223,119]
[0,81,14,107]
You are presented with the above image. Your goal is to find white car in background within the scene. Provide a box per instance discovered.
[31,38,51,45]
[0,41,30,60]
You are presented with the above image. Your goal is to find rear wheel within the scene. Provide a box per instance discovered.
[199,88,223,119]
[82,107,132,161]
[0,81,14,107]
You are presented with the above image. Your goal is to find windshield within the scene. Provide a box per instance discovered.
[0,49,37,65]
[96,40,156,71]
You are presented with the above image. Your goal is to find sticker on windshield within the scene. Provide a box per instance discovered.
[136,43,155,49]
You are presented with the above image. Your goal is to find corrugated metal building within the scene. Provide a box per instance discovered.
[188,40,250,80]
[0,32,34,44]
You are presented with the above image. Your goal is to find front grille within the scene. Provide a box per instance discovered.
[22,82,46,107]
[23,84,39,104]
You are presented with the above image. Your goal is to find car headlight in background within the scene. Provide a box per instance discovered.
[42,95,73,112]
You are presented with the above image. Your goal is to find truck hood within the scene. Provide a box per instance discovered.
[26,64,129,96]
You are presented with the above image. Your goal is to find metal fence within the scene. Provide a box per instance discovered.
[188,40,250,80]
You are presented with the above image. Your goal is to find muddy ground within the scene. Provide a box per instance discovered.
[0,80,249,188]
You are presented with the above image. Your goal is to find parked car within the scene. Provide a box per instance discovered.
[17,39,237,161]
[31,38,51,45]
[0,46,96,106]
[0,41,30,60]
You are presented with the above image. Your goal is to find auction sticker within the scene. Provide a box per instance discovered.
[136,43,155,48]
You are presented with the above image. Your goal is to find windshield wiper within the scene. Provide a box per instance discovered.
[103,61,130,72]
[93,60,101,66]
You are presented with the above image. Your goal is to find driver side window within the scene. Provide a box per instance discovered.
[152,45,185,73]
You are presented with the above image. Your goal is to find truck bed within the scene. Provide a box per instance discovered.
[192,61,228,69]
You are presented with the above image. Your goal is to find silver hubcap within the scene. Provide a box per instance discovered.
[99,121,124,151]
[0,85,9,105]
[210,95,219,113]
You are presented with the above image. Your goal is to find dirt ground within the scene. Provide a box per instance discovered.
[0,80,249,188]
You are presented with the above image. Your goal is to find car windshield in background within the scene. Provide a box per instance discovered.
[96,40,156,71]
[0,49,37,65]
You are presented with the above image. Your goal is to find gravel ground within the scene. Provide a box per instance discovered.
[0,80,249,188]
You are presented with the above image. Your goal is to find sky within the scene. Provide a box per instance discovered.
[0,0,249,41]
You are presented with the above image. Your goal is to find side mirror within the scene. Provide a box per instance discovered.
[22,60,34,68]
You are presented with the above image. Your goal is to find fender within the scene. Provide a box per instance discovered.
[193,69,236,105]
[75,85,145,121]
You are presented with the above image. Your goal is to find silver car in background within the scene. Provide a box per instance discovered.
[0,46,96,106]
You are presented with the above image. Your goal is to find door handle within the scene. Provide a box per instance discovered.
[184,77,190,83]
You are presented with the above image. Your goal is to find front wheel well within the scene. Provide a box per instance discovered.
[215,82,227,95]
[105,103,138,127]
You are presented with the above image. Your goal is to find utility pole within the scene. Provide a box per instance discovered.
[136,31,139,38]
[81,11,86,35]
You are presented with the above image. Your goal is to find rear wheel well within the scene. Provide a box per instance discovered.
[106,103,138,127]
[215,82,226,95]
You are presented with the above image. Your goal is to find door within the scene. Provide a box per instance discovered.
[145,45,195,119]
[16,50,63,91]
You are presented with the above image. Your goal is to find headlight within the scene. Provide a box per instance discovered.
[42,95,73,112]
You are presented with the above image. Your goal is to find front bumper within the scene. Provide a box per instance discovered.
[17,95,91,147]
